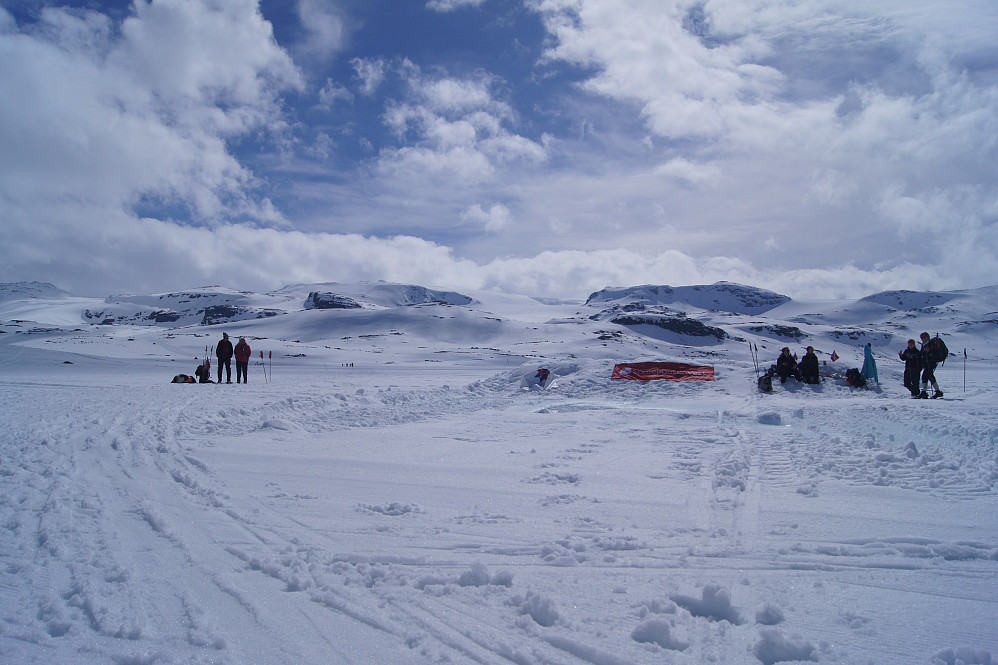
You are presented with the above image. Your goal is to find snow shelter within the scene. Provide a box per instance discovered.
[611,362,714,382]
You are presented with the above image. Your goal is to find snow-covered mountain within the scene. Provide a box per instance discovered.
[2,280,995,364]
[586,282,792,315]
[0,280,70,303]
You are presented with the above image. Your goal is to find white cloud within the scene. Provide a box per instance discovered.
[295,0,348,62]
[653,158,720,187]
[372,64,546,184]
[2,0,996,300]
[426,0,488,12]
[521,0,998,287]
[318,78,354,107]
[5,199,967,300]
[421,78,499,113]
[351,57,387,96]
[0,1,301,226]
[462,203,512,232]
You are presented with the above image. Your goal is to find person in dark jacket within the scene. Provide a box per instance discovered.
[234,337,252,384]
[799,346,820,384]
[216,332,233,384]
[194,363,213,383]
[775,347,801,384]
[918,331,943,399]
[899,339,921,397]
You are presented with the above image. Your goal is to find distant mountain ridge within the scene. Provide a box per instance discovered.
[1,282,996,359]
[14,282,481,328]
[859,290,963,311]
[0,281,70,304]
[586,282,792,315]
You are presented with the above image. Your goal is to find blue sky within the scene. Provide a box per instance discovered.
[1,0,997,299]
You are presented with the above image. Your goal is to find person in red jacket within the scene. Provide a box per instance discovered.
[234,336,252,384]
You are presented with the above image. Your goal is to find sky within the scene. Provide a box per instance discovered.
[1,0,997,300]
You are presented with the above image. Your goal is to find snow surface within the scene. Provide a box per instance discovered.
[1,282,997,665]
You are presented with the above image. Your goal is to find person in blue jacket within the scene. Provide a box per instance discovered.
[861,343,878,384]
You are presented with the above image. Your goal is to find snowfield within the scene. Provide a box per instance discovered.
[1,282,996,665]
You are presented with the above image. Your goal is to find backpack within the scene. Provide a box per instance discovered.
[758,373,773,393]
[846,368,867,388]
[928,336,949,363]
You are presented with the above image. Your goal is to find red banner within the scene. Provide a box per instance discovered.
[611,362,714,381]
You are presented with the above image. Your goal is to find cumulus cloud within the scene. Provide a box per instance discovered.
[373,63,546,184]
[316,77,353,111]
[462,203,513,232]
[295,0,348,62]
[1,0,995,300]
[426,0,487,12]
[526,0,998,288]
[0,1,301,225]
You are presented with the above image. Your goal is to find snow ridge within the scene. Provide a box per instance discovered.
[586,282,791,314]
[0,281,70,303]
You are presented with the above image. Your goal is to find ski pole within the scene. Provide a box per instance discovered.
[963,348,967,393]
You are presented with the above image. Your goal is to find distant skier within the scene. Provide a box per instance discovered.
[775,348,801,384]
[898,339,921,397]
[917,332,944,399]
[234,337,251,384]
[216,332,233,384]
[861,343,878,384]
[535,367,550,386]
[799,346,820,384]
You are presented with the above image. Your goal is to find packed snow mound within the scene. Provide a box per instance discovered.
[0,281,71,303]
[586,282,790,315]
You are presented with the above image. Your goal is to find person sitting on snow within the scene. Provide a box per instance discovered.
[799,346,820,384]
[194,363,213,383]
[775,347,802,384]
[535,368,550,385]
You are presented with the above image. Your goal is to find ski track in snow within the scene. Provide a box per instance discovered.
[2,353,997,665]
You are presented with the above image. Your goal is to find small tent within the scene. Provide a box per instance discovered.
[611,362,714,382]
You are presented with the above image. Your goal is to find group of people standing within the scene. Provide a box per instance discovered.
[773,332,946,398]
[214,332,252,384]
[899,332,945,399]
